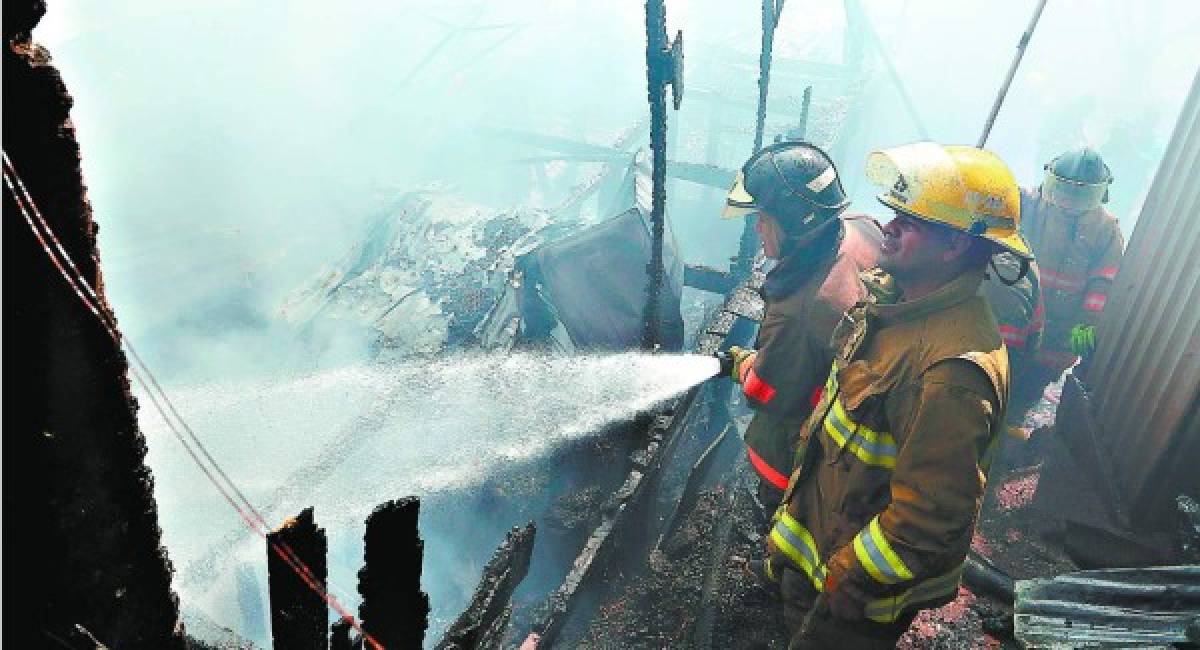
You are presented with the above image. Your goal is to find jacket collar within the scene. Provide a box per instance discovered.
[762,220,844,300]
[866,267,985,326]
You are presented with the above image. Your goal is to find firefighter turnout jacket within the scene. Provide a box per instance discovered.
[734,215,882,491]
[980,254,1044,381]
[1019,188,1123,372]
[767,268,1008,624]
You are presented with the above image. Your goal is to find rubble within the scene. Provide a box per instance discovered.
[280,191,565,360]
[1015,566,1200,647]
[437,523,537,650]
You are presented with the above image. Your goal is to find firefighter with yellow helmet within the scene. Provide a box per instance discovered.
[761,142,1023,648]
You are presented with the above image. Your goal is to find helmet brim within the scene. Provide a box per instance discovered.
[877,194,1033,260]
[722,170,760,219]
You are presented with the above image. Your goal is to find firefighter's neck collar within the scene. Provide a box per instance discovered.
[868,267,985,325]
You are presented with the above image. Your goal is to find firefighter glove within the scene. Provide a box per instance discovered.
[728,345,755,381]
[1069,324,1096,356]
[824,572,867,621]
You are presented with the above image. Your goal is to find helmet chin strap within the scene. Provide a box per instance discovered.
[989,255,1030,286]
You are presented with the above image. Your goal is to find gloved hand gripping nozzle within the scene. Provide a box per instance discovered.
[714,346,754,381]
[715,349,736,378]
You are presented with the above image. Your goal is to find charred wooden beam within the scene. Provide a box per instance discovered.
[657,423,732,551]
[266,508,328,649]
[533,415,678,646]
[533,257,767,645]
[4,3,183,646]
[358,498,429,650]
[330,618,358,650]
[436,523,537,650]
[1015,565,1200,646]
[683,264,735,294]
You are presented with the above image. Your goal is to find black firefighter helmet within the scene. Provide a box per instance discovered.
[722,141,850,238]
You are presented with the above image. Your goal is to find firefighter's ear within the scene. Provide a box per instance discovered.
[940,231,974,263]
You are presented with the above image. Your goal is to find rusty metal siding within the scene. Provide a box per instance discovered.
[1089,67,1200,526]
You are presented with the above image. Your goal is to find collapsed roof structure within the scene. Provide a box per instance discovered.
[10,0,1199,647]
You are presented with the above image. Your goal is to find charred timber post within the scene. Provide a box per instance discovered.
[358,497,430,649]
[266,508,328,649]
[641,0,682,350]
[4,3,184,646]
[798,85,812,140]
[330,619,357,650]
[436,523,536,650]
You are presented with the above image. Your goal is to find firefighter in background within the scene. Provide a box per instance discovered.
[721,141,882,512]
[1010,147,1124,420]
[763,143,1026,648]
[982,251,1044,424]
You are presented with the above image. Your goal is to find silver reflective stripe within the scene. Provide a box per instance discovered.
[864,565,963,622]
[806,165,837,193]
[773,520,819,571]
[825,405,898,461]
[858,526,904,582]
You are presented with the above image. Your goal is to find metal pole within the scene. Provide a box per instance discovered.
[978,0,1049,147]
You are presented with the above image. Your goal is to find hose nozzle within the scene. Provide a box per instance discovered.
[714,350,735,377]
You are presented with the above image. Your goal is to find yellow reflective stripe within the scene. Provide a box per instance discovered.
[769,513,826,590]
[863,564,964,623]
[831,399,891,445]
[852,517,914,585]
[823,398,898,468]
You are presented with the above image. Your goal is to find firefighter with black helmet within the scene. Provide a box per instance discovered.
[721,141,882,517]
[1011,146,1124,422]
[763,142,1022,648]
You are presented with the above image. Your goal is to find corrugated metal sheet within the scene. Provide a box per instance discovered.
[1089,67,1200,527]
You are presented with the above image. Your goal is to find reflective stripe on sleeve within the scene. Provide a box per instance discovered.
[743,367,777,404]
[997,324,1026,348]
[852,517,915,585]
[747,446,789,490]
[769,511,827,590]
[823,398,898,468]
[1082,292,1107,312]
[864,564,964,623]
[1089,266,1118,280]
[1040,269,1084,292]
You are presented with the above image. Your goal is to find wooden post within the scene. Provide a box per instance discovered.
[358,497,429,649]
[266,508,328,650]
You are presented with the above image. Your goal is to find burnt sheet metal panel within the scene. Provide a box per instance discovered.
[1089,67,1200,527]
[518,206,686,352]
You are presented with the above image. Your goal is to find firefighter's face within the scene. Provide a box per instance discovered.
[755,212,784,259]
[878,211,961,280]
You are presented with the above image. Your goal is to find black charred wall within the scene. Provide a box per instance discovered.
[2,2,185,647]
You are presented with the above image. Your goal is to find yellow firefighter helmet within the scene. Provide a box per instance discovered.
[865,142,1032,260]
